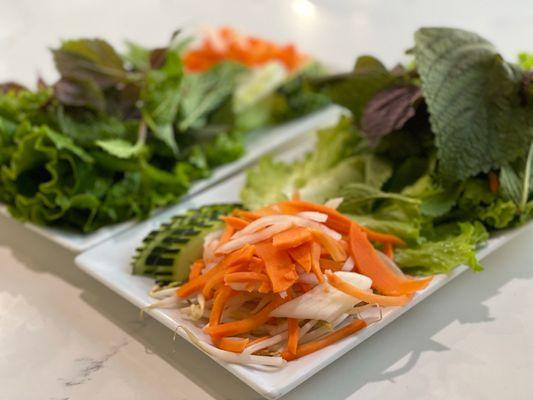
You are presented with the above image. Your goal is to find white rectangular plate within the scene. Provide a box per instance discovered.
[0,106,344,252]
[75,139,531,399]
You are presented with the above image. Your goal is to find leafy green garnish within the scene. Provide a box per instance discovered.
[395,222,488,275]
[414,27,532,181]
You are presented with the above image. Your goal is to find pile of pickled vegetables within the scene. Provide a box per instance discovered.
[149,196,432,366]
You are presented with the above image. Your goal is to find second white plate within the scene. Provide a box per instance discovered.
[0,106,344,252]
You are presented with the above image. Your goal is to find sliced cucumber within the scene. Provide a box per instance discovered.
[132,204,239,285]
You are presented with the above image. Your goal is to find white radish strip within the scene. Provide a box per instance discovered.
[324,197,344,209]
[179,326,286,367]
[203,230,222,262]
[377,250,406,278]
[279,290,288,299]
[300,313,349,344]
[232,215,341,241]
[216,222,292,254]
[149,287,177,299]
[243,332,288,355]
[145,296,181,310]
[341,257,355,272]
[244,319,319,355]
[298,273,319,285]
[297,211,328,223]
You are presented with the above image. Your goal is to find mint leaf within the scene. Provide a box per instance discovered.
[414,27,533,181]
[141,43,183,154]
[179,61,246,131]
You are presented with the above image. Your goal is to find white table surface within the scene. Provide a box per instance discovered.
[2,1,533,399]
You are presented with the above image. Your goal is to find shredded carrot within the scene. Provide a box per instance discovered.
[204,295,286,337]
[310,242,324,283]
[272,227,313,250]
[188,259,205,281]
[326,271,413,306]
[383,242,394,259]
[349,224,431,296]
[177,244,255,298]
[365,230,405,246]
[311,229,347,262]
[288,242,313,273]
[279,200,405,245]
[319,258,344,271]
[282,319,367,361]
[489,171,500,193]
[287,318,300,355]
[255,241,299,293]
[209,286,235,327]
[183,27,309,72]
[233,209,262,221]
[278,200,352,234]
[224,272,270,284]
[217,337,250,353]
[219,225,235,245]
[203,264,245,299]
[221,216,250,230]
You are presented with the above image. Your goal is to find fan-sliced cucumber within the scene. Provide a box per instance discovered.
[132,204,239,285]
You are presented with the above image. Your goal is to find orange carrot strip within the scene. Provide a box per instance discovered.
[224,272,270,284]
[202,264,244,299]
[365,230,405,246]
[278,200,405,245]
[349,224,431,296]
[282,319,367,361]
[177,244,255,298]
[233,209,262,221]
[209,286,235,328]
[310,242,324,283]
[326,271,413,306]
[287,318,300,355]
[278,200,353,234]
[288,242,313,273]
[217,337,250,353]
[272,227,313,250]
[221,216,250,230]
[219,225,235,245]
[255,242,299,293]
[311,229,347,262]
[204,295,287,337]
[319,258,344,271]
[188,259,205,281]
[383,242,394,260]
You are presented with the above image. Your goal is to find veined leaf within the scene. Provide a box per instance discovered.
[414,27,533,181]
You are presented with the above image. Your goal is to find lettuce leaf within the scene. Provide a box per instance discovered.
[395,222,488,274]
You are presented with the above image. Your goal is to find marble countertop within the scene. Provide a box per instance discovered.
[2,1,533,399]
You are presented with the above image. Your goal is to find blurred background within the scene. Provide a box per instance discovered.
[1,0,532,85]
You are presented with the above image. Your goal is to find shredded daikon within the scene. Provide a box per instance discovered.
[179,326,286,367]
[297,211,328,223]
